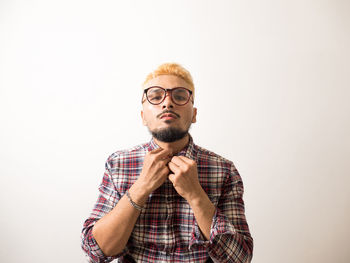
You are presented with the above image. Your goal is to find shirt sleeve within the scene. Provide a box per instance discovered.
[81,159,127,263]
[190,164,254,263]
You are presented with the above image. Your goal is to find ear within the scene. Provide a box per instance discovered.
[191,107,197,123]
[141,110,147,126]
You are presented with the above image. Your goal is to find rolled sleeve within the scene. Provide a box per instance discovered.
[81,163,127,262]
[190,165,253,263]
[81,221,121,263]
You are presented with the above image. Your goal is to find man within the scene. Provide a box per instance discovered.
[81,63,253,262]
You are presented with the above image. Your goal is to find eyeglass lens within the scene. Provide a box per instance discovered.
[147,87,190,105]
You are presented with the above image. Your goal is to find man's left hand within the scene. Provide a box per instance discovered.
[168,156,203,201]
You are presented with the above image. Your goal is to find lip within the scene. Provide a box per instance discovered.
[160,113,177,120]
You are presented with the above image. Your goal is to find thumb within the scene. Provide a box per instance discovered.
[168,173,176,185]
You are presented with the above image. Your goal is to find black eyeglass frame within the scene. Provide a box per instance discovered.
[142,86,193,106]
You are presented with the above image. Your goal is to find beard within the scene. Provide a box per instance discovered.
[150,126,189,143]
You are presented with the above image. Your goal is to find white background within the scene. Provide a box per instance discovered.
[1,0,349,262]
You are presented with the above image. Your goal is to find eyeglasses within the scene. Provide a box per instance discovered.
[143,86,193,106]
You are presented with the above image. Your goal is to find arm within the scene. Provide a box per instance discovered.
[168,156,215,239]
[206,176,253,263]
[168,156,253,263]
[91,182,149,256]
[81,148,171,261]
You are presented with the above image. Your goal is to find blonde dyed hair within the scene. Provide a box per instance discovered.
[142,63,195,98]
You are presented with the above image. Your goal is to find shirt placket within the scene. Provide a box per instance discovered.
[164,178,176,254]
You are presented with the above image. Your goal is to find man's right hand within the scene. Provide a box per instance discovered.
[92,147,172,257]
[130,148,171,203]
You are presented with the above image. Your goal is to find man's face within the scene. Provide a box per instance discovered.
[141,74,197,142]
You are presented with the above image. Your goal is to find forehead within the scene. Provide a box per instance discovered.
[144,75,189,89]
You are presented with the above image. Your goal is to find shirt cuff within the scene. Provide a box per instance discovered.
[188,208,236,250]
[83,223,128,262]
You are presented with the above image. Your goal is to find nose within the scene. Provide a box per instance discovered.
[161,91,174,109]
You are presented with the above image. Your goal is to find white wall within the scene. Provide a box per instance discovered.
[1,0,349,262]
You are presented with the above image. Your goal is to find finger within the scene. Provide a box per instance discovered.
[168,173,176,184]
[177,156,196,165]
[146,148,163,159]
[159,165,170,177]
[154,148,173,160]
[148,147,164,154]
[170,156,187,166]
[159,157,172,166]
[168,161,180,173]
[147,148,171,161]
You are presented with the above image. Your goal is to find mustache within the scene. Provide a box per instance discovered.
[157,110,180,119]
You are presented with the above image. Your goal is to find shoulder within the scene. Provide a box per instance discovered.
[194,144,233,165]
[105,142,150,168]
[194,144,240,177]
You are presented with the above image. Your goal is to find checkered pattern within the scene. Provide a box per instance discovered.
[81,136,253,262]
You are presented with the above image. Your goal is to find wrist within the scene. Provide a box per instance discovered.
[129,181,151,206]
[126,190,144,211]
[186,187,207,206]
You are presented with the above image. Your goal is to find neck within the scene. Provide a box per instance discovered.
[153,134,190,156]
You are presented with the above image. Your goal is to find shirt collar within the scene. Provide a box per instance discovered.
[147,134,197,161]
[148,137,159,151]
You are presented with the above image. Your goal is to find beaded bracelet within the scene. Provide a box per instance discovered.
[126,190,144,212]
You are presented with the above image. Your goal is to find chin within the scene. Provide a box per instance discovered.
[150,126,188,143]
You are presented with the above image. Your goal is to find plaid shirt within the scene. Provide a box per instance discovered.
[81,136,253,262]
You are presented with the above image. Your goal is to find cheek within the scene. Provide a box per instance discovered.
[186,108,195,119]
[142,107,159,125]
[145,104,159,113]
